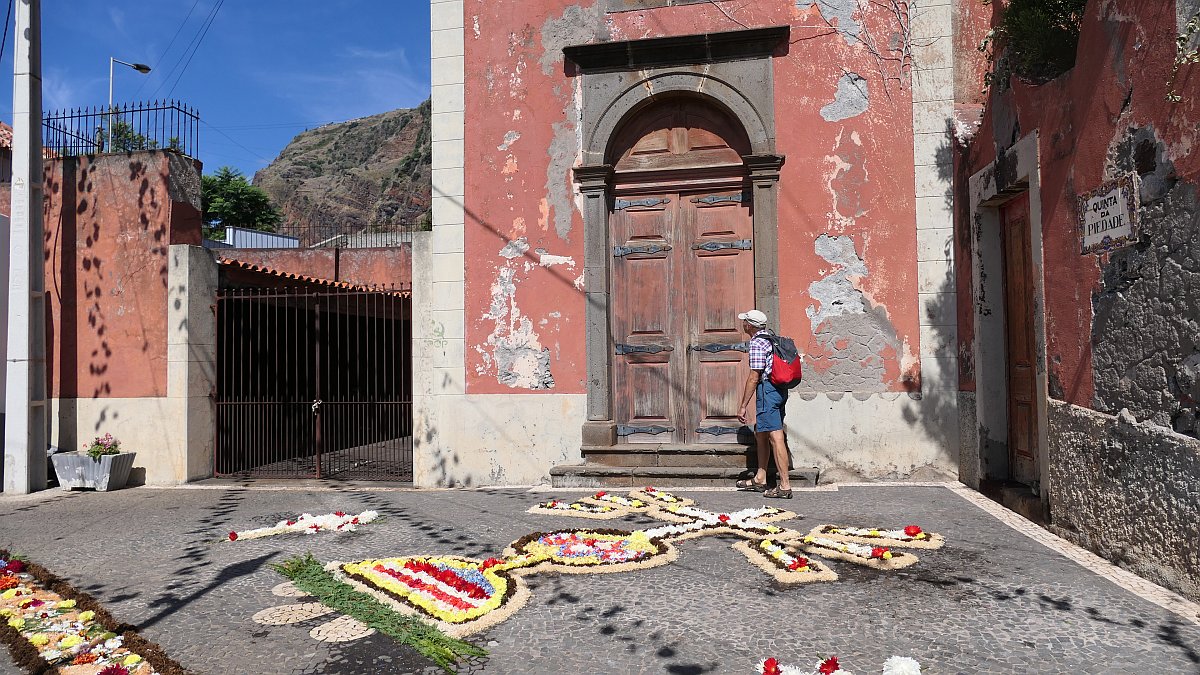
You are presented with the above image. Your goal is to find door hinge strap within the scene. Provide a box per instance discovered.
[691,193,746,205]
[614,343,674,355]
[616,425,675,436]
[614,197,670,211]
[696,426,741,436]
[613,243,672,257]
[689,341,750,353]
[692,239,752,252]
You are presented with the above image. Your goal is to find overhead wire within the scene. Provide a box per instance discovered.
[166,0,225,99]
[0,0,12,66]
[134,0,203,98]
[151,0,223,99]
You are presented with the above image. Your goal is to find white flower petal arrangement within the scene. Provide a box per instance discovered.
[227,510,380,541]
[759,655,922,675]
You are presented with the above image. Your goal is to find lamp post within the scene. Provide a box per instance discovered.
[107,57,151,152]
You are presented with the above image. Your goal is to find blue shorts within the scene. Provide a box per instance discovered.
[755,380,788,432]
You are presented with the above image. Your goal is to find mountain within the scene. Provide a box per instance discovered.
[252,99,431,243]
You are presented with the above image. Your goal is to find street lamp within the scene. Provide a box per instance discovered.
[107,57,151,152]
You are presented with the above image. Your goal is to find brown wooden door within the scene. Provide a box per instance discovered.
[686,189,755,444]
[610,188,753,444]
[1001,193,1039,484]
[611,194,682,443]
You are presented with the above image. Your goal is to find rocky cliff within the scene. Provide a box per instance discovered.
[253,99,431,244]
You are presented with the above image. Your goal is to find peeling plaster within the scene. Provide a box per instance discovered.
[534,248,577,269]
[820,73,869,122]
[546,117,579,240]
[797,0,862,45]
[823,130,870,230]
[539,2,610,76]
[478,266,556,390]
[498,130,521,151]
[806,234,906,390]
[499,237,531,259]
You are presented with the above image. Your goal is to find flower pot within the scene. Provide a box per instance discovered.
[50,452,137,491]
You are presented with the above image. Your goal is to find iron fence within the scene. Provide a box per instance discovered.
[42,100,199,158]
[214,285,413,480]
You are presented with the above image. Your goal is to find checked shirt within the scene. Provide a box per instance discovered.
[748,329,773,378]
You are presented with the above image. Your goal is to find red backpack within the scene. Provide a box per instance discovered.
[764,333,803,388]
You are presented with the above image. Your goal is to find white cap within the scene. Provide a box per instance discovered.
[737,309,768,327]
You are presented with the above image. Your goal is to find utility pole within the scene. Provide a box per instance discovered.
[4,0,47,494]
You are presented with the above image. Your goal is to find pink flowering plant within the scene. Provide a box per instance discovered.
[84,433,121,461]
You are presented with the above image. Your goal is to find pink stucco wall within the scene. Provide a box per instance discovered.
[962,0,1199,408]
[464,0,922,394]
[37,152,201,399]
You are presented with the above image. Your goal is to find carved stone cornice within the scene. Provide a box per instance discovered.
[564,26,790,73]
[743,154,786,183]
[573,164,614,194]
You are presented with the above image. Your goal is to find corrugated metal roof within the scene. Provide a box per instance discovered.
[216,257,411,297]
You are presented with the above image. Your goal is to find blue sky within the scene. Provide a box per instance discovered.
[0,1,432,179]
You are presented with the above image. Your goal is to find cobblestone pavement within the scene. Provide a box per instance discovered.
[1,483,1198,674]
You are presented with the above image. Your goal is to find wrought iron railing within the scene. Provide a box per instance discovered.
[214,285,413,481]
[42,100,199,158]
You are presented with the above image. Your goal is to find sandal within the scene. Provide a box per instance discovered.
[763,487,793,499]
[735,478,767,492]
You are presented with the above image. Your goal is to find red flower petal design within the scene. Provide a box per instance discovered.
[228,531,238,541]
[762,657,781,675]
[819,656,840,674]
[904,525,923,537]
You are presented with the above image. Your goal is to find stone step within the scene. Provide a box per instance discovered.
[550,464,820,488]
[581,443,754,468]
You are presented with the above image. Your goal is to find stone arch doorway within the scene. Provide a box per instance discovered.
[567,28,787,448]
[605,96,756,444]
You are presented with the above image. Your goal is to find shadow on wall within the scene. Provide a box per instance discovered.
[43,153,175,483]
[901,118,959,466]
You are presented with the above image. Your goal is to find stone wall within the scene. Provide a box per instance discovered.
[1091,127,1200,437]
[1047,400,1200,602]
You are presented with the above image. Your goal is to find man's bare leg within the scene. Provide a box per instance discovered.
[769,429,790,491]
[753,430,771,486]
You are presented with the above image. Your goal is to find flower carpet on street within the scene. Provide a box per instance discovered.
[253,489,946,670]
[761,654,923,675]
[0,551,186,675]
[226,510,379,541]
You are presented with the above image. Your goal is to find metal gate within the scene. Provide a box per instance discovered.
[214,286,413,480]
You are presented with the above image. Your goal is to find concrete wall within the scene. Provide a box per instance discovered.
[1047,400,1200,602]
[423,0,962,485]
[216,246,413,289]
[2,151,216,486]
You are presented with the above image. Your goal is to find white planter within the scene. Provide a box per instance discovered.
[50,452,137,491]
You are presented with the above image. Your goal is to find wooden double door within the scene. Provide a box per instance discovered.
[610,184,754,444]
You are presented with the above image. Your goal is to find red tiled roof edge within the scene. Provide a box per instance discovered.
[216,256,411,297]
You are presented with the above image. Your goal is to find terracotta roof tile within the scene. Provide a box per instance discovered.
[216,257,411,297]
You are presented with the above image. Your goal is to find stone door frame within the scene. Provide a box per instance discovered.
[566,28,787,446]
[967,132,1051,500]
